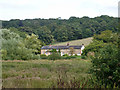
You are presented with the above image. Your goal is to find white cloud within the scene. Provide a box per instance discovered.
[0,0,119,20]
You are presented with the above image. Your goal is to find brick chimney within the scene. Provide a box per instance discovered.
[67,42,69,46]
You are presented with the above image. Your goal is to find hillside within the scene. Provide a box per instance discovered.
[2,15,118,45]
[53,37,93,46]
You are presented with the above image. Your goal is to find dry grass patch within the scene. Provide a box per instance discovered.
[53,37,93,46]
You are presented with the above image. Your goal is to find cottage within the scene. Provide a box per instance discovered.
[41,44,85,56]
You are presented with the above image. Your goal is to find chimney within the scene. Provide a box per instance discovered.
[82,44,84,46]
[81,44,85,49]
[67,42,69,46]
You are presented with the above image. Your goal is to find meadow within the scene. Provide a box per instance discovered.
[53,37,93,46]
[2,59,99,88]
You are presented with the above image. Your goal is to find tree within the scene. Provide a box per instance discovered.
[35,26,54,44]
[2,15,118,43]
[94,30,118,43]
[90,44,120,88]
[48,49,61,60]
[2,29,21,40]
[83,30,118,56]
[82,40,106,56]
[53,25,68,42]
[1,29,41,60]
[69,47,75,56]
[24,33,44,54]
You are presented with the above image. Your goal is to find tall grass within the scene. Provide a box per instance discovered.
[2,59,96,88]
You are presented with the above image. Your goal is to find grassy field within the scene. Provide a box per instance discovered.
[2,59,98,88]
[53,37,93,46]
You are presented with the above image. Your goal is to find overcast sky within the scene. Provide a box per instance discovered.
[0,0,119,20]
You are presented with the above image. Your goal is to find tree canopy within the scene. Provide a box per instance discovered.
[2,15,118,44]
[1,29,44,60]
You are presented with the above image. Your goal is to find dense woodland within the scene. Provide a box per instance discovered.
[2,15,118,44]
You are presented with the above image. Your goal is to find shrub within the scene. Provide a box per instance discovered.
[62,56,76,59]
[69,56,76,59]
[63,56,71,59]
[75,54,78,56]
[40,54,48,59]
[81,55,87,59]
[90,44,120,88]
[1,29,43,60]
[48,53,61,60]
[32,54,40,60]
[63,54,69,56]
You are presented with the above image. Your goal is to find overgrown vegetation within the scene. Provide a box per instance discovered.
[90,44,120,88]
[1,29,44,60]
[48,49,61,60]
[2,60,92,88]
[83,30,119,88]
[82,30,118,56]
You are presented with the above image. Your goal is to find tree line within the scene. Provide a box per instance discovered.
[2,15,118,44]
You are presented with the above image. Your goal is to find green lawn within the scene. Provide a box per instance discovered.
[2,59,98,88]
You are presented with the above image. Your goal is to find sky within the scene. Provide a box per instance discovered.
[0,0,119,20]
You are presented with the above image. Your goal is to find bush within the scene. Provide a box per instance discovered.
[63,54,69,56]
[1,29,43,60]
[62,56,76,59]
[69,56,76,59]
[48,53,61,60]
[90,44,120,88]
[81,55,87,59]
[32,54,40,60]
[40,54,48,59]
[62,56,71,59]
[75,54,78,56]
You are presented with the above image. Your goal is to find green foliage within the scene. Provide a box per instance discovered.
[48,49,61,60]
[82,40,106,56]
[2,29,21,40]
[2,15,118,44]
[50,49,57,53]
[63,54,69,56]
[94,30,118,44]
[90,44,120,88]
[82,30,119,88]
[35,26,54,44]
[48,53,61,60]
[1,29,43,60]
[24,33,44,54]
[2,39,33,60]
[81,55,87,59]
[83,30,118,56]
[69,47,75,56]
[9,27,27,38]
[75,54,78,56]
[40,54,48,59]
[63,56,76,59]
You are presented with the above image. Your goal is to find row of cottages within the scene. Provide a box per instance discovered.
[41,44,85,56]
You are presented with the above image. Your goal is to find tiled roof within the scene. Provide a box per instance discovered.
[41,45,82,49]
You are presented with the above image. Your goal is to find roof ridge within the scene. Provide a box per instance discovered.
[41,45,82,49]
